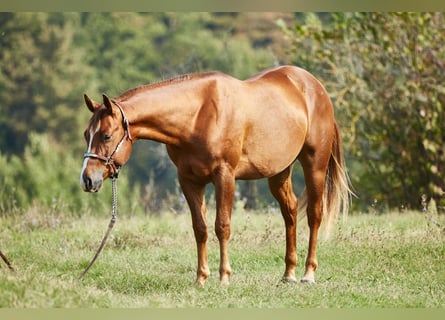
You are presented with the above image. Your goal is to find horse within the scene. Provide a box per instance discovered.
[80,65,351,285]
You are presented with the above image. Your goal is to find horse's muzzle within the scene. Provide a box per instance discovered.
[81,174,103,192]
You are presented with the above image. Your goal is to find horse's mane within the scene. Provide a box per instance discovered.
[116,73,207,102]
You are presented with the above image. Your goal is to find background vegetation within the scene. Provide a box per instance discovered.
[279,12,445,211]
[0,12,444,215]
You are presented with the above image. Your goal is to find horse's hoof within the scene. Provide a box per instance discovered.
[280,276,298,285]
[300,276,316,284]
[220,276,230,286]
[195,279,206,288]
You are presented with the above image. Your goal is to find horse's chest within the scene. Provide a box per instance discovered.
[166,145,216,182]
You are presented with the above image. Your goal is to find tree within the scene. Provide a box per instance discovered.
[0,12,298,214]
[280,12,445,211]
[0,13,95,155]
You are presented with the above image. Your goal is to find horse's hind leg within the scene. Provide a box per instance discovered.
[268,166,298,283]
[299,146,330,284]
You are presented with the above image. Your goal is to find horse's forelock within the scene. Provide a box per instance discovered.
[87,107,108,130]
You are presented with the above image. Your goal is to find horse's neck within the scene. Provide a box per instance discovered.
[124,83,205,145]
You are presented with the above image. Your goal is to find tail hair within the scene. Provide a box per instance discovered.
[298,122,353,238]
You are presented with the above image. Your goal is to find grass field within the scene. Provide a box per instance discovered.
[0,207,444,308]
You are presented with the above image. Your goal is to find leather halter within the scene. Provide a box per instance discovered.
[83,100,133,178]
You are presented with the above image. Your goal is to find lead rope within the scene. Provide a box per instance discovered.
[79,177,118,280]
[0,249,14,272]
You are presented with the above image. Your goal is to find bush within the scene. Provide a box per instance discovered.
[280,13,445,211]
[0,133,142,217]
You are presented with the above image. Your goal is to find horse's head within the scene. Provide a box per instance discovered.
[80,94,133,192]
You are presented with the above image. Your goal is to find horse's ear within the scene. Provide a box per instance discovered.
[84,94,100,113]
[102,94,114,115]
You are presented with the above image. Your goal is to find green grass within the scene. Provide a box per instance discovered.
[0,208,444,307]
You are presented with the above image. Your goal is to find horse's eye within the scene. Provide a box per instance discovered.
[103,134,112,142]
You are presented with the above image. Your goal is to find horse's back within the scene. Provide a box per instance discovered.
[247,65,332,108]
[247,65,335,140]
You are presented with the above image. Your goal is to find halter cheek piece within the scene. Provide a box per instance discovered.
[83,100,133,178]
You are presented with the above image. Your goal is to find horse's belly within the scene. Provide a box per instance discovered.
[234,158,266,180]
[235,138,304,179]
[236,111,307,179]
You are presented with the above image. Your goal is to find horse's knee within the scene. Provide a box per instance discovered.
[215,222,231,240]
[193,225,208,243]
[283,209,297,227]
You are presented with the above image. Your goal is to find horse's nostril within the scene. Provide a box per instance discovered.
[84,177,92,190]
[81,172,103,192]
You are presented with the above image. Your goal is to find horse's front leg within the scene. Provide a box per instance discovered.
[178,174,209,286]
[212,163,236,285]
[268,167,298,283]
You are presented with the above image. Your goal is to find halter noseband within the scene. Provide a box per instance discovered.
[83,99,133,178]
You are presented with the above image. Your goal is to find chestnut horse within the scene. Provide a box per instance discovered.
[80,65,351,285]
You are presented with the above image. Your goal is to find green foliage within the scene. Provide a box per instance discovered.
[2,12,442,214]
[0,133,141,217]
[0,12,278,214]
[280,12,445,211]
[0,13,95,155]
